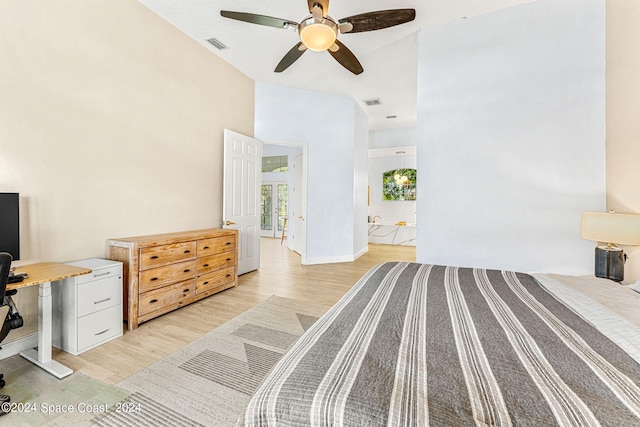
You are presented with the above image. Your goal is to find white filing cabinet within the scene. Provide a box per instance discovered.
[53,258,123,355]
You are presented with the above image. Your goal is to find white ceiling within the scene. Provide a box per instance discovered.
[138,0,535,130]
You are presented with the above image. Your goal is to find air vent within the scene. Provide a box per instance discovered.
[386,115,397,119]
[206,38,228,50]
[363,98,382,106]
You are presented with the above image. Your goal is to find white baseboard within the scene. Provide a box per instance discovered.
[0,333,37,360]
[303,247,369,265]
[354,246,369,260]
[303,254,355,265]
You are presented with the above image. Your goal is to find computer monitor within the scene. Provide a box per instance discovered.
[0,193,20,261]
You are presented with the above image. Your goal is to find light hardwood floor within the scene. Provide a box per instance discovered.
[52,239,416,385]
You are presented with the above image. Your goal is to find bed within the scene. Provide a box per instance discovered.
[242,262,640,426]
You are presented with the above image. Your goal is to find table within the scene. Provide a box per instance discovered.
[7,262,91,378]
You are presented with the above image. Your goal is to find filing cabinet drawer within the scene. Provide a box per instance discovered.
[77,305,123,353]
[139,260,196,293]
[139,241,197,271]
[138,279,196,317]
[76,264,122,285]
[77,274,121,318]
[197,235,235,257]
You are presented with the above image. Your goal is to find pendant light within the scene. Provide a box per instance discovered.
[395,151,409,186]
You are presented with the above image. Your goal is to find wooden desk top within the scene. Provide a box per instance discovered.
[7,262,92,290]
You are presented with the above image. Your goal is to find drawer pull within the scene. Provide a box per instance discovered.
[184,269,191,273]
[203,246,210,250]
[183,288,189,292]
[150,299,158,303]
[94,298,111,305]
[226,242,231,245]
[203,281,209,285]
[93,271,110,277]
[203,263,209,267]
[150,277,158,281]
[184,250,191,253]
[94,329,110,336]
[150,255,159,259]
[226,258,231,262]
[226,274,231,278]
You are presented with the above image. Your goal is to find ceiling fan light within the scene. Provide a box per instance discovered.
[299,17,337,51]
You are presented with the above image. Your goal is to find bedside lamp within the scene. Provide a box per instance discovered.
[581,211,640,282]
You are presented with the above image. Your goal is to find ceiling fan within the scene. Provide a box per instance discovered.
[220,1,416,75]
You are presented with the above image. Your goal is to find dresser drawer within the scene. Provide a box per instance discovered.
[76,264,122,285]
[197,235,235,257]
[196,252,235,276]
[139,260,196,293]
[196,266,236,294]
[77,305,123,353]
[77,275,122,318]
[138,279,196,317]
[139,241,197,271]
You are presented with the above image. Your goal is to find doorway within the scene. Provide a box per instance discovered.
[261,143,306,260]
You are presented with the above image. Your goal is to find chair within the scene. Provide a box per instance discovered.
[0,252,24,415]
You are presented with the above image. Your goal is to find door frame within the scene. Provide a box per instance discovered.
[262,141,308,263]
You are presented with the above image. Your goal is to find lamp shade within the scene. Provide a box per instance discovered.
[299,18,337,52]
[581,211,640,245]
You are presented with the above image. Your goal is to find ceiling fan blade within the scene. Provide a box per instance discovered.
[307,0,329,17]
[328,40,363,75]
[221,11,297,29]
[338,9,416,33]
[275,42,308,73]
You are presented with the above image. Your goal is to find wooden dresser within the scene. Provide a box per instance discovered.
[106,228,238,330]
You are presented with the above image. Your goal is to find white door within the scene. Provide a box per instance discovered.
[223,129,262,275]
[290,153,306,256]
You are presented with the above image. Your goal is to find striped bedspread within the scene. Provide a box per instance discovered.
[242,262,640,426]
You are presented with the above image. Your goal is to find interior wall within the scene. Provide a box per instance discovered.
[255,82,366,264]
[353,103,370,257]
[369,126,417,149]
[416,0,606,275]
[0,0,254,341]
[606,0,640,283]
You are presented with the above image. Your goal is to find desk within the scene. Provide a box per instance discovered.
[7,262,91,378]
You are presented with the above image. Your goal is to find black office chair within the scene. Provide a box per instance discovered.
[0,252,24,415]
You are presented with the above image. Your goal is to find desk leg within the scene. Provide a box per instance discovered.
[19,281,73,379]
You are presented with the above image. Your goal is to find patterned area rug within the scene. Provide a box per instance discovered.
[94,295,328,426]
[0,355,129,426]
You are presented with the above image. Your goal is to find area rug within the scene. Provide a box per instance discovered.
[94,295,328,426]
[0,355,129,426]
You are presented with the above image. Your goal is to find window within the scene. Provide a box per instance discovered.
[262,156,288,173]
[260,185,273,230]
[383,168,417,201]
